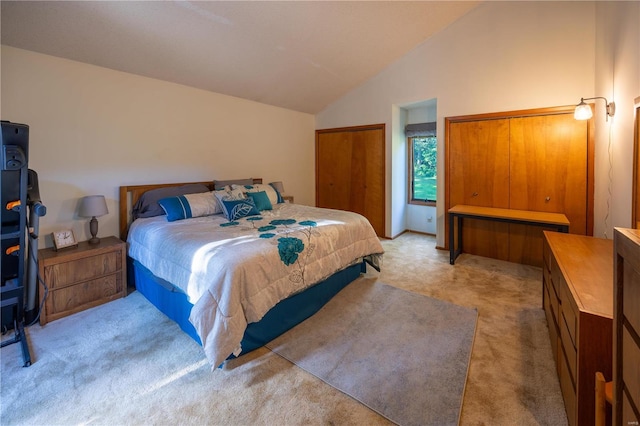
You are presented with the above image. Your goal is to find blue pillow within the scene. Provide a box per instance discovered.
[158,192,218,222]
[246,191,273,211]
[220,198,260,221]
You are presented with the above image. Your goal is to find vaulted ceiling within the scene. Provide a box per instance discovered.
[1,1,479,114]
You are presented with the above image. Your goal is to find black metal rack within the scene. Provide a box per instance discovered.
[1,121,32,367]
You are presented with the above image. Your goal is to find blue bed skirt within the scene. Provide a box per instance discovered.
[129,258,365,357]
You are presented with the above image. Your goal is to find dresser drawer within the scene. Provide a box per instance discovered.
[544,290,560,372]
[622,326,640,409]
[558,351,576,426]
[560,284,578,349]
[560,310,578,385]
[45,251,121,289]
[623,262,640,334]
[621,391,639,425]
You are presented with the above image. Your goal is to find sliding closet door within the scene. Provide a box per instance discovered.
[316,124,385,237]
[509,113,589,264]
[448,119,510,260]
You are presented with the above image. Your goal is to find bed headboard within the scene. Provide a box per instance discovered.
[118,178,263,241]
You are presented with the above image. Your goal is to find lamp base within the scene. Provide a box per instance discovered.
[88,216,100,244]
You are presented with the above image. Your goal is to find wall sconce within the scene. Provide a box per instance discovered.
[78,195,108,244]
[574,97,616,121]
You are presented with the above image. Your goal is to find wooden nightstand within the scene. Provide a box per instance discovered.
[283,195,294,203]
[38,236,127,325]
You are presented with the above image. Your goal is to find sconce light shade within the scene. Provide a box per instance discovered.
[269,181,285,195]
[574,97,615,121]
[574,99,593,120]
[79,195,108,244]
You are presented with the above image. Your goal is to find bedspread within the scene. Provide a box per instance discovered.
[127,203,384,368]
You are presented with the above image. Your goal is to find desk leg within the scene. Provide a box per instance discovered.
[449,213,455,264]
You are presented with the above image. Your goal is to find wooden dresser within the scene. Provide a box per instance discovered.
[542,231,613,426]
[38,236,127,325]
[613,228,640,425]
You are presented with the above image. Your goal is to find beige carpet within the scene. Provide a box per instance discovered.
[266,280,477,426]
[0,232,568,425]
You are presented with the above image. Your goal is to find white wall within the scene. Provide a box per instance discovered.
[593,1,640,238]
[317,1,597,245]
[1,46,316,247]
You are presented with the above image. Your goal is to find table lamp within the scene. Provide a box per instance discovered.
[79,195,108,244]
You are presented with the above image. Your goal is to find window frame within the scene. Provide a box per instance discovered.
[408,135,437,206]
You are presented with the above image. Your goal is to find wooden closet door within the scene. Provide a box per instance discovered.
[316,131,353,211]
[316,125,385,237]
[509,114,588,265]
[350,129,385,236]
[448,119,511,260]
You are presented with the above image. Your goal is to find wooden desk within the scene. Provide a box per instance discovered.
[448,205,570,265]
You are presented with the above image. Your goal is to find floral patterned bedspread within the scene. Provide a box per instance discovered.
[127,203,384,368]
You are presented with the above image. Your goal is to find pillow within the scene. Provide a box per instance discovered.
[245,191,273,211]
[268,182,285,204]
[233,183,281,205]
[219,198,260,221]
[213,186,246,208]
[158,192,218,222]
[213,178,254,190]
[132,183,210,220]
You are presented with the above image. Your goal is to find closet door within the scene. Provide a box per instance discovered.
[350,128,385,236]
[509,114,589,264]
[448,119,510,260]
[316,131,353,211]
[316,125,385,237]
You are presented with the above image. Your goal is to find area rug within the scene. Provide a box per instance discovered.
[265,280,478,426]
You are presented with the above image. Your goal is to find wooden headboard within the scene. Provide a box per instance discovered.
[119,178,262,241]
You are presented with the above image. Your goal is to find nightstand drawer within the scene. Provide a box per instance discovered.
[48,274,122,320]
[45,251,121,289]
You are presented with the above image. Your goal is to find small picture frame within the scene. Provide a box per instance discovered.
[52,229,78,251]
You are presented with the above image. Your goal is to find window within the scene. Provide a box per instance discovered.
[409,136,437,205]
[405,121,437,205]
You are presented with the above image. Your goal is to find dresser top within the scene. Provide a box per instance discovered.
[544,231,613,318]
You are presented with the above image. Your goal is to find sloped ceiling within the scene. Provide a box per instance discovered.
[1,1,479,114]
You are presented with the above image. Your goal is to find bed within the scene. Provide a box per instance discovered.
[119,179,384,368]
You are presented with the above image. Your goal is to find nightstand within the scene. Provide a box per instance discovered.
[283,195,294,203]
[38,236,127,325]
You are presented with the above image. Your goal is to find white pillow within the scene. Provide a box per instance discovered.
[232,183,281,205]
[158,192,219,222]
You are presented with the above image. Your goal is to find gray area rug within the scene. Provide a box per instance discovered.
[265,280,478,426]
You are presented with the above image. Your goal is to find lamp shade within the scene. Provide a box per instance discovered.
[79,195,108,218]
[269,181,285,194]
[574,100,593,120]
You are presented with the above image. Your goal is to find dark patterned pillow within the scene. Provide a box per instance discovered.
[220,198,260,221]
